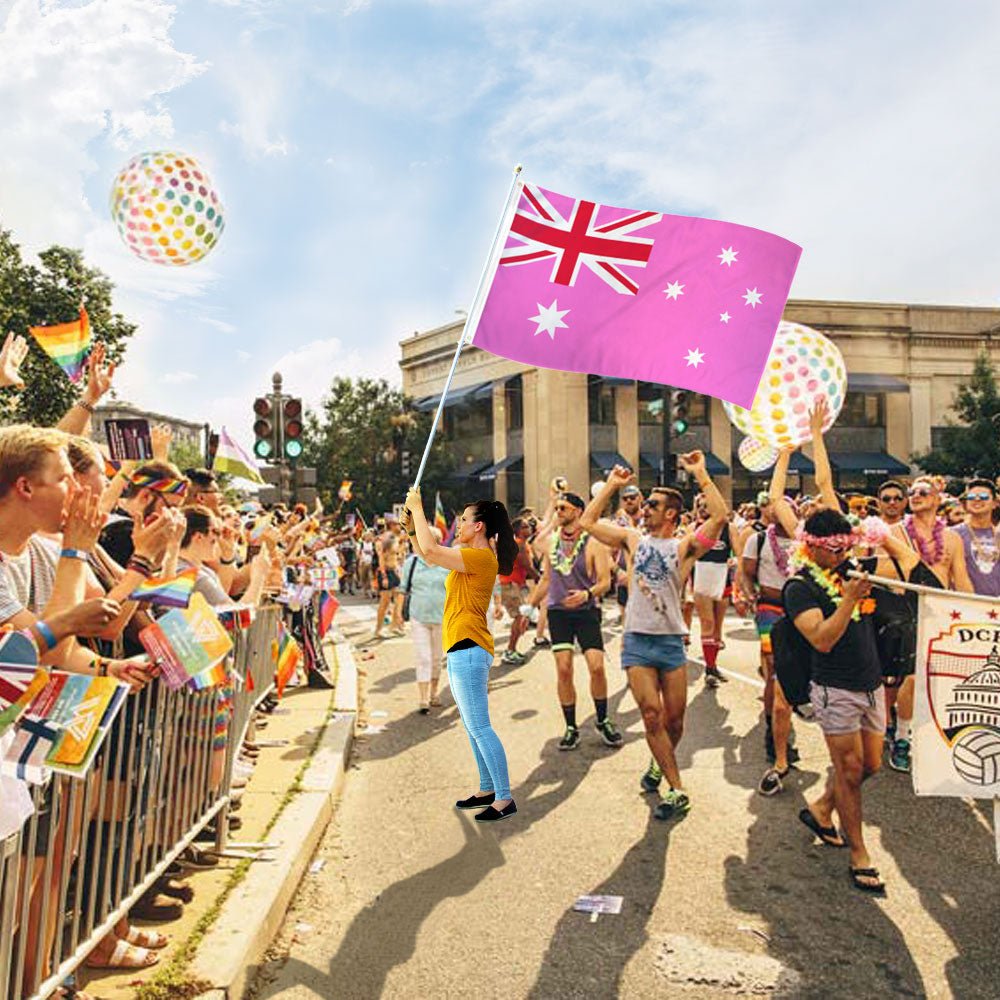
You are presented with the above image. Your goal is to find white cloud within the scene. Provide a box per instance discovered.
[236,349,251,362]
[161,370,198,384]
[342,0,371,15]
[201,317,238,334]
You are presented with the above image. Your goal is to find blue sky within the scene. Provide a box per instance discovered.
[2,0,1000,445]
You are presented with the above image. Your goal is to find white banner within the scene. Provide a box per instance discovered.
[913,590,1000,798]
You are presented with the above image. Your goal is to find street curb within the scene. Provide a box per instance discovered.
[190,646,357,1000]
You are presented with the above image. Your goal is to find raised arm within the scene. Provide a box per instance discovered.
[677,451,728,564]
[580,465,639,555]
[809,398,840,512]
[404,487,467,573]
[56,342,115,437]
[769,448,801,537]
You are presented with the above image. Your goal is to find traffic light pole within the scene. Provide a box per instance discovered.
[660,384,672,487]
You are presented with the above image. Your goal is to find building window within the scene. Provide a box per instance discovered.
[839,392,884,428]
[637,382,708,426]
[505,376,523,432]
[588,376,616,425]
[443,399,491,439]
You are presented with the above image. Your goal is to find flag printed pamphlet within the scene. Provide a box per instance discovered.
[213,426,264,484]
[913,591,1000,798]
[0,665,50,739]
[466,182,802,409]
[1,671,129,782]
[139,592,233,690]
[29,305,92,382]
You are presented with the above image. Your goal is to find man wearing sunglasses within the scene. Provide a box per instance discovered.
[953,479,1000,597]
[527,491,621,751]
[876,481,907,527]
[581,452,727,820]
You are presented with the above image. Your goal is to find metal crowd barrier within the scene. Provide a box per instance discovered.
[0,604,283,1000]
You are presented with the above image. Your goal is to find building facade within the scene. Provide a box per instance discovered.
[399,299,1000,509]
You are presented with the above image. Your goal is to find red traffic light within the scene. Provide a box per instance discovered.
[253,418,273,438]
[253,397,271,417]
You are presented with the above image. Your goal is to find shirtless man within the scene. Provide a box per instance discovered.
[885,475,972,771]
[373,515,405,638]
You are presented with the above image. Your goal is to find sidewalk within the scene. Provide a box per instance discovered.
[78,631,355,1000]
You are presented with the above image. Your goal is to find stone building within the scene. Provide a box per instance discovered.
[399,299,1000,509]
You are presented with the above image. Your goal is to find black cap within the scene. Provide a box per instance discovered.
[560,492,586,511]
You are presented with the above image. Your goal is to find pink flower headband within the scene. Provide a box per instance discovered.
[795,515,891,551]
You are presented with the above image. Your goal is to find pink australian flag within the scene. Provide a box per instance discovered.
[466,183,802,409]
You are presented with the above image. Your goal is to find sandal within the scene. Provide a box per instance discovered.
[122,926,169,950]
[850,867,887,896]
[798,807,846,848]
[85,939,160,970]
[131,893,183,922]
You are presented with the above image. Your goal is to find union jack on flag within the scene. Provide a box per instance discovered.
[500,184,661,296]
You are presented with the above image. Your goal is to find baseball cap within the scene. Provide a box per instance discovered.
[622,485,640,497]
[560,492,586,511]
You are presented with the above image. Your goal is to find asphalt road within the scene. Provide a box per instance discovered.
[248,598,999,1000]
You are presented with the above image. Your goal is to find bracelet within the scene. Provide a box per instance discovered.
[77,399,96,414]
[127,558,152,578]
[97,659,109,677]
[35,620,57,652]
[60,547,89,561]
[220,556,237,565]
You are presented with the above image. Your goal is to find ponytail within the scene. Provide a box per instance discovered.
[469,498,518,575]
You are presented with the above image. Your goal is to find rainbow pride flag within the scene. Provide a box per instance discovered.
[273,624,302,698]
[434,492,448,535]
[317,590,339,639]
[128,568,197,608]
[30,306,91,383]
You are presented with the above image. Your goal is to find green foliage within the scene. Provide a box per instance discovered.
[304,376,456,520]
[0,229,137,427]
[913,350,1000,479]
[169,438,208,473]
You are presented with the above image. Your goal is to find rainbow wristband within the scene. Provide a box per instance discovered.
[35,620,57,652]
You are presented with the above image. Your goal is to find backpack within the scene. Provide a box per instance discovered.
[773,575,825,716]
[871,557,943,682]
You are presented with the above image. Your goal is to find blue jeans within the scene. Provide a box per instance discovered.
[447,644,511,800]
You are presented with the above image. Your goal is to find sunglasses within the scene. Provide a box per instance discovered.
[642,498,664,510]
[964,491,993,502]
[879,494,905,503]
[908,486,934,498]
[554,504,578,513]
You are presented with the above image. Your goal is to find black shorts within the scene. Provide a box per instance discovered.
[548,608,604,653]
[377,569,400,592]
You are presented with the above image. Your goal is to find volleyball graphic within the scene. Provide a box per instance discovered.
[952,729,1000,785]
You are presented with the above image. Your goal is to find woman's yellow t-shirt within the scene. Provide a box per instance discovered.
[442,547,499,655]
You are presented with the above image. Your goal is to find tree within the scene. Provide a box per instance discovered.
[912,350,1000,479]
[304,377,456,520]
[0,229,137,427]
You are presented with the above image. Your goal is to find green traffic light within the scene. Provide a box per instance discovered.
[673,419,689,435]
[254,439,273,459]
[285,439,303,459]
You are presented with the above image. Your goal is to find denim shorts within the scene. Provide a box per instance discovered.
[809,681,886,736]
[621,632,687,672]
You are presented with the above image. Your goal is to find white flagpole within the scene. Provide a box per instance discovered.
[846,571,1000,606]
[411,164,523,490]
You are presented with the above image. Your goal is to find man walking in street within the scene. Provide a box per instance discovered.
[500,517,539,664]
[529,491,622,750]
[581,452,728,819]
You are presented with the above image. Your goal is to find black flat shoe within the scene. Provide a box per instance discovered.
[456,792,495,810]
[475,801,517,822]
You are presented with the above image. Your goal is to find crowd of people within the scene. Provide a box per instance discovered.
[360,396,999,896]
[0,335,353,1000]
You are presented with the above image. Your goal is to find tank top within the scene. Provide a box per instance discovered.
[499,538,528,587]
[548,531,597,610]
[696,522,731,564]
[625,536,687,635]
[953,523,1000,597]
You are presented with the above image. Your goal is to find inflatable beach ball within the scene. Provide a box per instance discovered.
[110,151,224,266]
[723,322,846,449]
[738,436,779,473]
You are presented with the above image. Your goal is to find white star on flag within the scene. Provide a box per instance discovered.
[720,311,731,324]
[663,280,684,300]
[718,247,738,266]
[529,300,570,340]
[743,287,763,309]
[684,348,705,368]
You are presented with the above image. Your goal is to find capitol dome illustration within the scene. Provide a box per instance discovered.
[944,646,1000,738]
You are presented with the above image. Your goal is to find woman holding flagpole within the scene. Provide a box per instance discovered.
[403,488,519,821]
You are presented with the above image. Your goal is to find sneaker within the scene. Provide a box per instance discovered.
[757,767,788,797]
[596,718,623,748]
[558,725,581,751]
[640,759,663,794]
[889,737,911,773]
[654,789,691,821]
[501,650,526,665]
[705,667,728,685]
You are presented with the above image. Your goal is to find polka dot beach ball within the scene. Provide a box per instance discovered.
[738,435,779,473]
[110,151,225,266]
[723,322,846,449]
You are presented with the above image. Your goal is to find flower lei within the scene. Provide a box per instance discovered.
[792,547,876,620]
[766,524,792,578]
[550,530,587,576]
[904,514,945,566]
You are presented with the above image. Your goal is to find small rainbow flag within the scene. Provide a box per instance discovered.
[189,660,229,691]
[434,492,448,535]
[272,624,302,698]
[128,568,197,608]
[29,305,92,383]
[317,590,339,639]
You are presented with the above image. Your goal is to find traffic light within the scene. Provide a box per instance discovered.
[401,449,411,479]
[253,397,276,460]
[283,397,303,460]
[207,431,220,466]
[670,389,689,436]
